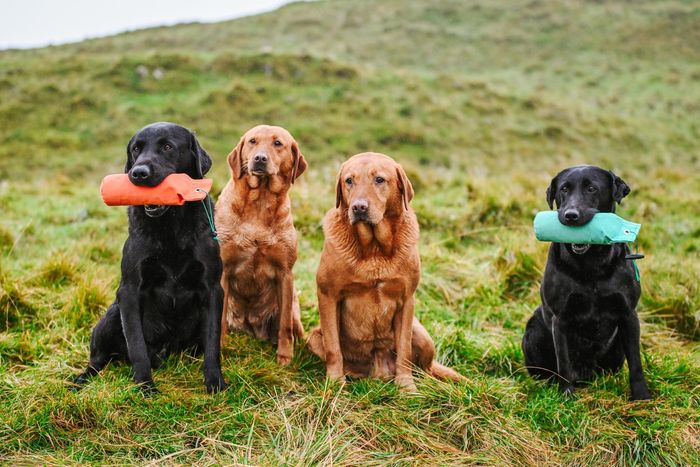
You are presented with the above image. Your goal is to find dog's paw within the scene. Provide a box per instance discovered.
[326,368,346,384]
[558,383,575,397]
[137,380,159,397]
[69,373,89,391]
[395,375,417,392]
[205,377,229,394]
[277,352,292,366]
[630,384,652,401]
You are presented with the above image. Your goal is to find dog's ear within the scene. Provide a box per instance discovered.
[124,135,135,173]
[227,136,246,179]
[189,130,212,179]
[395,164,414,210]
[546,174,559,209]
[290,140,307,184]
[609,170,631,204]
[335,165,345,209]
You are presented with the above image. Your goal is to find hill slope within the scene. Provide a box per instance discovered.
[1,0,699,464]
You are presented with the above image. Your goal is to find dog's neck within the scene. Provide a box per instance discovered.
[353,219,395,256]
[229,174,292,223]
[554,243,625,278]
[129,202,207,249]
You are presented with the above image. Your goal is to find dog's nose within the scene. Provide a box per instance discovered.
[130,165,151,182]
[351,199,369,214]
[564,209,580,222]
[253,153,268,164]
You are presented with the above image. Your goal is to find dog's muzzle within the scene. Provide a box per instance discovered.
[571,243,591,255]
[351,211,370,225]
[144,204,170,218]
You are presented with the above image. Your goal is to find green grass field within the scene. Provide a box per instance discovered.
[1,0,699,464]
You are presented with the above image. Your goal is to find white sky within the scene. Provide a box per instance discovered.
[0,0,295,50]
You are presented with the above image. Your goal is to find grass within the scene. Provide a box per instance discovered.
[1,0,699,464]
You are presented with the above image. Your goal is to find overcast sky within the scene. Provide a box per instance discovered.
[0,0,295,50]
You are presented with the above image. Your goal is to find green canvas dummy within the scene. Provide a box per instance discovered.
[534,211,640,244]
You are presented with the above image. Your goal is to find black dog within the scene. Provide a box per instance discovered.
[522,165,651,400]
[74,122,227,394]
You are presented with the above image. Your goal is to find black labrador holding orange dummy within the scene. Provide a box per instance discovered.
[73,122,227,394]
[522,165,651,400]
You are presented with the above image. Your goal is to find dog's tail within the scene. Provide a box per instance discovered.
[429,361,466,382]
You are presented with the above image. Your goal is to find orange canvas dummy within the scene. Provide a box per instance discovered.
[100,173,213,206]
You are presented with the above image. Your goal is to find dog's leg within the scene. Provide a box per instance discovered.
[292,288,304,340]
[276,271,295,366]
[522,307,559,379]
[117,286,156,393]
[394,295,416,390]
[620,310,651,400]
[220,268,230,347]
[203,285,228,393]
[318,288,344,382]
[551,315,576,396]
[72,303,125,388]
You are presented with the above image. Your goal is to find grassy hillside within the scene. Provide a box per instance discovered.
[1,0,699,464]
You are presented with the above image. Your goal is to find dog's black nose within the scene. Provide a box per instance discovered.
[351,200,369,213]
[564,209,580,222]
[253,153,268,164]
[130,165,151,182]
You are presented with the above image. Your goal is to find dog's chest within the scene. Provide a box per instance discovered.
[341,279,404,345]
[229,227,293,279]
[141,253,204,288]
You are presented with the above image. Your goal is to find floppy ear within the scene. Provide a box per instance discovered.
[609,171,631,204]
[335,166,345,209]
[124,135,135,173]
[290,141,307,184]
[546,174,558,209]
[395,164,414,211]
[227,137,246,179]
[189,131,212,179]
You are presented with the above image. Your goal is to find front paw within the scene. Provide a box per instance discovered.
[631,383,652,401]
[277,352,292,366]
[70,373,90,390]
[205,375,229,394]
[137,380,159,397]
[558,382,575,397]
[326,365,345,383]
[395,375,417,392]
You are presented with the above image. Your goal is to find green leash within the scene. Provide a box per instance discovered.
[196,188,219,242]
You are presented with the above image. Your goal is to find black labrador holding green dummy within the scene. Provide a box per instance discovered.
[522,165,651,400]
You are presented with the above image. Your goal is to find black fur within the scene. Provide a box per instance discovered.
[523,165,651,400]
[73,122,227,394]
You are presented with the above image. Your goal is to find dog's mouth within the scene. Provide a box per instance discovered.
[570,243,591,255]
[144,205,170,217]
[350,212,374,225]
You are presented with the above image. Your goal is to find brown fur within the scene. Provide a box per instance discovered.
[215,125,306,365]
[308,152,464,388]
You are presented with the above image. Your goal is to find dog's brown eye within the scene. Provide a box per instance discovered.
[375,176,385,184]
[587,185,597,193]
[560,186,569,193]
[274,140,282,146]
[249,138,257,144]
[132,146,140,154]
[345,177,353,185]
[163,144,172,151]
